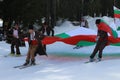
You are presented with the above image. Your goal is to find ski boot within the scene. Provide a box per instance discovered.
[23,60,30,66]
[89,58,96,62]
[97,58,101,61]
[9,53,15,56]
[30,59,36,65]
[16,54,22,57]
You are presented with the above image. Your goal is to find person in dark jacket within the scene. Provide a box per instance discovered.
[10,23,21,56]
[40,22,54,36]
[39,22,54,50]
[89,19,108,62]
[23,25,47,66]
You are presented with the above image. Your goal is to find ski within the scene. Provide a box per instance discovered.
[19,65,33,69]
[85,60,102,63]
[14,64,38,69]
[85,59,96,63]
[84,61,95,63]
[95,60,102,63]
[19,64,39,69]
[4,54,24,58]
[13,65,25,68]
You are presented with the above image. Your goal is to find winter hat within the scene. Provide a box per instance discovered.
[28,25,34,30]
[96,19,101,24]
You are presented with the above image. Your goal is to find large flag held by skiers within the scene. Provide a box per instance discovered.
[42,20,119,46]
[24,19,120,46]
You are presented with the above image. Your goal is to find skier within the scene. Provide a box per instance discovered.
[89,19,108,62]
[10,23,21,56]
[23,25,47,66]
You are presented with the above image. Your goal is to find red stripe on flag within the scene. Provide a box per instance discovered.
[24,35,120,46]
[42,36,61,44]
[114,14,120,18]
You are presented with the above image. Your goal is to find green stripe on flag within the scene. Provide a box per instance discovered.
[76,41,95,46]
[76,41,120,47]
[55,33,70,38]
[111,43,120,46]
[111,28,118,38]
[117,26,120,30]
[114,10,120,14]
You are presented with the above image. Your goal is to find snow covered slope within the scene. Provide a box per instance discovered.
[0,42,120,80]
[0,16,120,80]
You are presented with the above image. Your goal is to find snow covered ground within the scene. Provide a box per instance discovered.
[1,41,120,80]
[1,16,120,80]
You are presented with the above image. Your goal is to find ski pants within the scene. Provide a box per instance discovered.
[11,38,21,54]
[26,45,38,61]
[90,41,107,59]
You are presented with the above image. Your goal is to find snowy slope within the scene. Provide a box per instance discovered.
[0,16,120,80]
[0,42,120,80]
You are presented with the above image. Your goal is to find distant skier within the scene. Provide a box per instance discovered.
[10,23,21,56]
[23,25,47,66]
[89,19,108,62]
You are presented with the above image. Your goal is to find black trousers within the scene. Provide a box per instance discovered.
[90,40,107,59]
[11,38,21,54]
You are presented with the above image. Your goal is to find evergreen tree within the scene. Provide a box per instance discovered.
[2,0,118,26]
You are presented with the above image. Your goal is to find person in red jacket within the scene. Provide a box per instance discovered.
[89,19,108,62]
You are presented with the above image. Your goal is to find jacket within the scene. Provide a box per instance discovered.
[39,26,54,36]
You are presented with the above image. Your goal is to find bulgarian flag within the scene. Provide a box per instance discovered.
[42,27,97,46]
[42,25,118,46]
[24,26,118,46]
[55,27,97,46]
[114,6,120,18]
[98,19,118,38]
[42,35,96,46]
[24,27,97,46]
[23,33,120,46]
[42,35,120,46]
